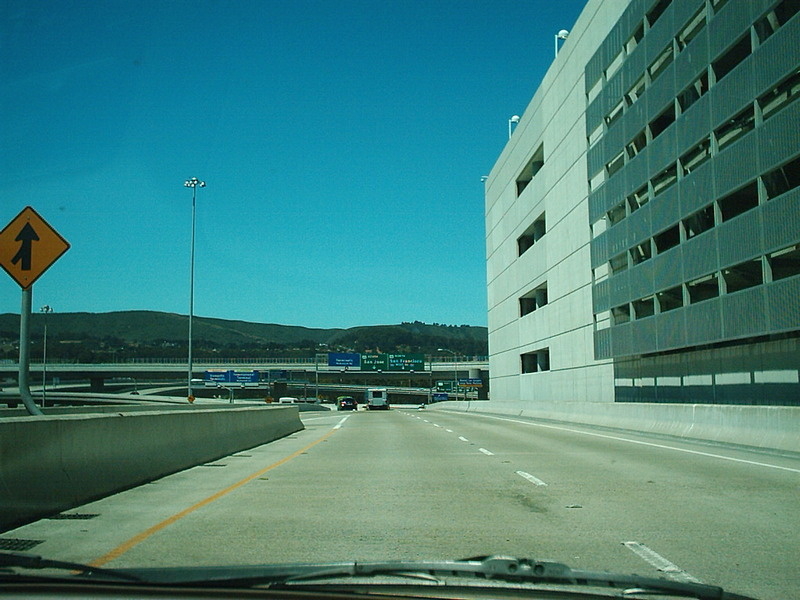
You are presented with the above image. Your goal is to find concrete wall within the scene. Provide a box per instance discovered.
[432,401,800,454]
[0,405,303,532]
[484,0,622,405]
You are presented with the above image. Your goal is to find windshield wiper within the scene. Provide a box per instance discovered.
[0,551,143,583]
[101,554,758,599]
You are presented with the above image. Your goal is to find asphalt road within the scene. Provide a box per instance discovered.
[5,407,799,599]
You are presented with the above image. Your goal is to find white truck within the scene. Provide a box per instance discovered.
[365,387,390,410]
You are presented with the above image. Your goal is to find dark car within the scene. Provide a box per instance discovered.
[337,396,358,411]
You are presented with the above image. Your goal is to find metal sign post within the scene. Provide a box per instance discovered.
[0,206,70,415]
[18,288,42,415]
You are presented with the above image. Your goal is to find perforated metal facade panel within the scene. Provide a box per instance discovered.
[769,278,800,332]
[763,189,800,252]
[588,0,800,361]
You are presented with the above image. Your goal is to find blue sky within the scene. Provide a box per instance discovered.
[1,0,586,328]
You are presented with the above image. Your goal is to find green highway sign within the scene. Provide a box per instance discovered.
[387,353,425,371]
[360,353,426,371]
[361,354,387,371]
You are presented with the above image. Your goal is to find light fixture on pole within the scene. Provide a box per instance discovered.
[40,305,53,407]
[437,348,458,400]
[184,176,206,403]
[555,29,569,58]
[508,115,520,139]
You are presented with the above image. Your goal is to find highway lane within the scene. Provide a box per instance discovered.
[411,409,800,599]
[3,407,798,599]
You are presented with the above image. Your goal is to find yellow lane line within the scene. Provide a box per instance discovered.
[89,428,337,567]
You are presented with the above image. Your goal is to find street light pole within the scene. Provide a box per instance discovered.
[315,353,319,400]
[428,355,433,404]
[437,348,458,401]
[40,304,53,407]
[184,177,206,403]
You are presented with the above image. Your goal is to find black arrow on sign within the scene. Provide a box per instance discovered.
[11,222,39,271]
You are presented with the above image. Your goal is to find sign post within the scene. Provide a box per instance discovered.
[0,207,70,415]
[17,288,39,415]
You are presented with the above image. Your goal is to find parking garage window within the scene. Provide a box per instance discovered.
[517,212,546,256]
[715,106,755,152]
[626,23,644,55]
[516,144,544,196]
[612,304,631,325]
[654,225,680,254]
[630,240,652,265]
[722,259,763,293]
[646,0,671,29]
[678,72,709,113]
[762,154,800,199]
[712,35,751,83]
[648,45,675,84]
[521,348,550,373]
[519,282,548,317]
[588,121,604,147]
[626,75,646,108]
[633,296,655,319]
[651,163,678,196]
[754,0,800,45]
[606,151,625,178]
[683,204,715,239]
[650,104,676,140]
[680,138,711,175]
[657,285,683,312]
[627,185,649,213]
[610,252,628,275]
[626,129,647,159]
[607,201,626,226]
[768,244,800,281]
[718,181,759,222]
[687,273,720,303]
[759,70,800,121]
[605,99,625,127]
[605,49,625,80]
[677,8,706,50]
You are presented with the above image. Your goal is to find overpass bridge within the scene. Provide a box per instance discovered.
[0,357,489,396]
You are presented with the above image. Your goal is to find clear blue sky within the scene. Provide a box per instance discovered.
[1,0,586,329]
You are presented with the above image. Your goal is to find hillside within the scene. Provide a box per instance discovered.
[0,311,487,361]
[0,311,337,346]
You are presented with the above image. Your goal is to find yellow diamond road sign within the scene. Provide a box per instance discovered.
[0,206,70,289]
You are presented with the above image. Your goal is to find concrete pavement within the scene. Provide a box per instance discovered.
[2,408,796,599]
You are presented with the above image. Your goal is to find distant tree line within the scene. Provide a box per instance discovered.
[0,330,487,363]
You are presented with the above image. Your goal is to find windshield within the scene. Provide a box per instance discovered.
[1,1,799,600]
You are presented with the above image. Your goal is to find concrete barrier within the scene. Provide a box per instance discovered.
[431,401,800,454]
[0,405,303,532]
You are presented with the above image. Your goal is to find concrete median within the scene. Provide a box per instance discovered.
[0,405,303,532]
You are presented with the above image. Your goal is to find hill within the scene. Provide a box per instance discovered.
[0,311,487,361]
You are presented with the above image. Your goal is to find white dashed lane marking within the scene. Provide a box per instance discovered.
[623,542,701,583]
[515,470,547,486]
